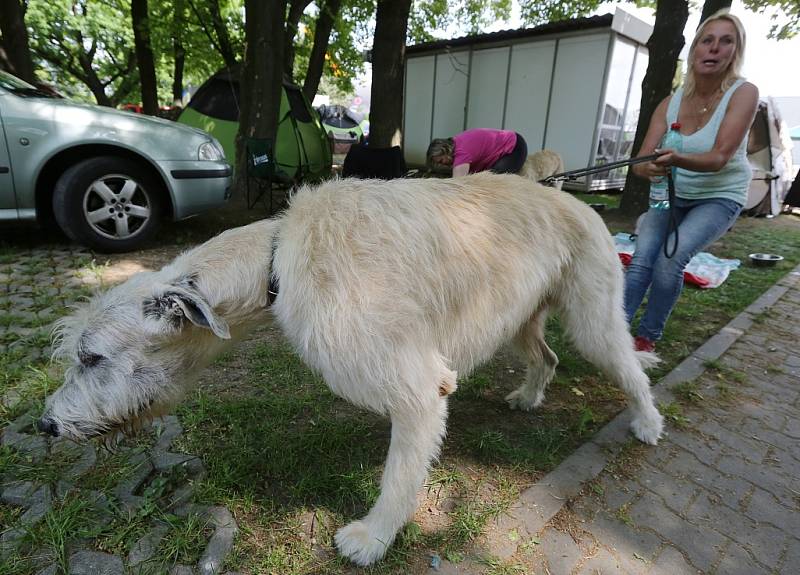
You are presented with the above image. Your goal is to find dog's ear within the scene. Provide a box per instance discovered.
[144,285,231,339]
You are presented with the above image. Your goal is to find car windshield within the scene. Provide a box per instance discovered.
[0,70,59,98]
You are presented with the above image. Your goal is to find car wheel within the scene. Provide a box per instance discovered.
[53,156,165,253]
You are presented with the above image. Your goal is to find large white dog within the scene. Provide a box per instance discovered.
[39,173,662,566]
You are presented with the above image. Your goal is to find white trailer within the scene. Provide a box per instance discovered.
[403,8,653,191]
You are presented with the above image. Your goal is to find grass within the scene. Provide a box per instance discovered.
[574,191,621,209]
[22,491,107,573]
[672,380,704,404]
[615,502,635,527]
[1,207,799,573]
[659,402,691,429]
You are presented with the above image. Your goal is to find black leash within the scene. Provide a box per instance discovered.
[539,153,662,185]
[267,234,279,306]
[539,152,680,259]
[664,171,679,259]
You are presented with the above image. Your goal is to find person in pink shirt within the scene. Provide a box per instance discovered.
[426,128,528,177]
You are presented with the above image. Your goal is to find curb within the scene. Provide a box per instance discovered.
[429,263,800,573]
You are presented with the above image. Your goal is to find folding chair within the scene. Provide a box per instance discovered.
[245,137,277,211]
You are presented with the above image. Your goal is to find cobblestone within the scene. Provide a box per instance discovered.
[714,541,772,575]
[685,491,785,570]
[1,409,238,573]
[68,550,125,575]
[538,528,583,573]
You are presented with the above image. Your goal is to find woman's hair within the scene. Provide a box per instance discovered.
[684,9,746,98]
[426,138,455,166]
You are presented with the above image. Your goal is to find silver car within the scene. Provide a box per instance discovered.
[0,71,232,252]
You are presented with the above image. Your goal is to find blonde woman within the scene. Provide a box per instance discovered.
[625,10,759,352]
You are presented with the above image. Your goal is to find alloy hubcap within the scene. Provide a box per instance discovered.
[84,174,151,240]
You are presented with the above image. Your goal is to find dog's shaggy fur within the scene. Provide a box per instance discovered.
[40,173,662,565]
[520,149,565,189]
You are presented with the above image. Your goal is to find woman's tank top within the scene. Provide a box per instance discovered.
[666,78,751,205]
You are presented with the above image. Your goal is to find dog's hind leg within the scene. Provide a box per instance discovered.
[505,306,559,411]
[558,267,663,445]
[335,353,452,566]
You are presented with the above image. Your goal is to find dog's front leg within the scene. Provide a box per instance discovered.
[335,395,449,566]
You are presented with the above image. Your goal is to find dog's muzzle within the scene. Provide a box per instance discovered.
[37,416,59,437]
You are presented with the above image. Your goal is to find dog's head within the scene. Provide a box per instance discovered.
[38,272,230,442]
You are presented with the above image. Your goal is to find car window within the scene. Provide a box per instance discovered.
[0,71,59,98]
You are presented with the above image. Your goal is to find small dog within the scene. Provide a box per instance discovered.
[520,149,564,189]
[39,173,662,566]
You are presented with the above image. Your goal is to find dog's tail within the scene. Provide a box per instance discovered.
[635,350,661,370]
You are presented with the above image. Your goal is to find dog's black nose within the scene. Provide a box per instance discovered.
[37,417,59,437]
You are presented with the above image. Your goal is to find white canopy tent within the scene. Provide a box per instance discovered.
[744,98,795,216]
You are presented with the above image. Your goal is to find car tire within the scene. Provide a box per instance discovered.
[53,156,165,253]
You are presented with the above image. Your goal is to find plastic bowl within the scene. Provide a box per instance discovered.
[748,253,784,267]
[589,203,606,212]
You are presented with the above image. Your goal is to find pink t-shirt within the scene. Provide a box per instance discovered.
[453,129,517,173]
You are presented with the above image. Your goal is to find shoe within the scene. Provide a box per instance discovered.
[634,336,655,353]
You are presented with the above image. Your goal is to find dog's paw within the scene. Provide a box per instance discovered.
[630,409,664,445]
[505,387,544,411]
[335,520,391,566]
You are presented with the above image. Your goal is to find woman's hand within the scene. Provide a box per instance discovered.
[634,153,670,182]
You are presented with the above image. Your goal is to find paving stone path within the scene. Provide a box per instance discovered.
[0,246,97,368]
[1,246,240,574]
[431,266,800,574]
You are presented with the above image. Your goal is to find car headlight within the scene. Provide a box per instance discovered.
[198,141,224,161]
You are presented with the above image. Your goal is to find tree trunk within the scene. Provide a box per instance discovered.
[302,0,342,101]
[131,0,159,115]
[186,0,238,69]
[172,0,186,105]
[368,0,412,148]
[0,0,36,82]
[284,0,312,81]
[699,0,732,24]
[108,51,140,107]
[172,37,186,106]
[210,0,238,69]
[619,0,690,216]
[76,39,115,106]
[235,0,287,188]
[0,46,12,73]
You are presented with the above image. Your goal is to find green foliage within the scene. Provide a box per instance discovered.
[743,0,800,38]
[149,0,245,100]
[409,0,512,40]
[25,0,242,105]
[26,0,137,102]
[518,0,603,26]
[293,1,374,96]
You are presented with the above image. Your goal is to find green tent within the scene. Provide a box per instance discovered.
[178,67,332,183]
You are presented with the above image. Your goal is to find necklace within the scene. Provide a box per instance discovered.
[696,89,722,115]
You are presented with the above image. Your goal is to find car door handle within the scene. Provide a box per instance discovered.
[0,167,9,174]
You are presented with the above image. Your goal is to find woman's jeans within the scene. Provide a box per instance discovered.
[624,196,742,341]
